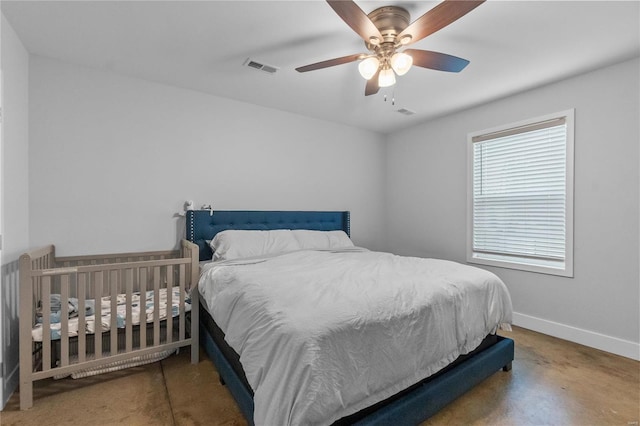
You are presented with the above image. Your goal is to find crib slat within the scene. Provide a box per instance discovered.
[166,265,173,344]
[179,264,186,341]
[125,268,133,353]
[190,247,199,365]
[78,273,87,363]
[110,270,118,356]
[95,272,103,359]
[42,276,51,372]
[19,254,34,409]
[153,267,160,346]
[139,268,147,350]
[60,275,70,367]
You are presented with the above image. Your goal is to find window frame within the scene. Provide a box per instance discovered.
[466,109,575,277]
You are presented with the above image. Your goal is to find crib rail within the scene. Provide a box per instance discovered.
[56,249,180,267]
[19,240,199,410]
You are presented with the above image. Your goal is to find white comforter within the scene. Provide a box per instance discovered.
[199,248,512,426]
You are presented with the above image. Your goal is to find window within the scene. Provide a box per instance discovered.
[467,110,574,277]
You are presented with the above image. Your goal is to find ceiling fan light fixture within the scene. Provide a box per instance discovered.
[378,67,396,87]
[358,56,380,80]
[390,52,413,76]
[296,0,483,96]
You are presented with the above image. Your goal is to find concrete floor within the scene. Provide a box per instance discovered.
[1,326,638,425]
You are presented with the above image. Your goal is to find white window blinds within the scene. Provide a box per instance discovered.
[470,113,573,275]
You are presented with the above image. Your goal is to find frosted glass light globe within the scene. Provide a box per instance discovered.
[378,68,396,87]
[390,52,413,76]
[358,57,380,80]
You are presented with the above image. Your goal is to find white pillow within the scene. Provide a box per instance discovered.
[292,230,354,250]
[209,229,354,261]
[210,229,299,261]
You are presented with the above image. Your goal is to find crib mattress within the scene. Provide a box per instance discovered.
[32,286,191,342]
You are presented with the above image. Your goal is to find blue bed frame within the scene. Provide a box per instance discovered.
[186,210,514,425]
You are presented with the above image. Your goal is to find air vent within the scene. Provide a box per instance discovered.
[396,108,416,116]
[244,58,279,74]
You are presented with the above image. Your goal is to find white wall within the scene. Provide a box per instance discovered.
[1,12,30,409]
[1,15,29,262]
[28,56,387,256]
[386,58,640,359]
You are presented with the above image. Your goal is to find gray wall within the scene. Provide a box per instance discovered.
[1,15,29,262]
[28,56,387,256]
[386,58,640,359]
[1,12,30,409]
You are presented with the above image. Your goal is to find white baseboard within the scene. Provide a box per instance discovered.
[512,312,640,361]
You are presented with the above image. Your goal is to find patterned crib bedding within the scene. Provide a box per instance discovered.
[32,287,192,342]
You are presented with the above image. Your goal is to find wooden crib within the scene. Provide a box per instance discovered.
[18,240,199,409]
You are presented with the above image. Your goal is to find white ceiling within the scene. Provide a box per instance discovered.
[2,0,639,134]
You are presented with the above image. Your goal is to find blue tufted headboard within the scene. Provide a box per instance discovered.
[186,210,351,261]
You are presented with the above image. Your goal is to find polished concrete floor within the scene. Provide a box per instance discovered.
[1,326,638,425]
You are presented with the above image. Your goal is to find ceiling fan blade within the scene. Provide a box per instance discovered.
[398,0,485,45]
[327,0,383,44]
[405,49,470,73]
[365,70,380,96]
[296,53,362,73]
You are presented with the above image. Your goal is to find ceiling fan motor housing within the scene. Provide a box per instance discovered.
[366,6,410,46]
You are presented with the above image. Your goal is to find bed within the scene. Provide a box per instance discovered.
[188,210,514,425]
[18,240,200,410]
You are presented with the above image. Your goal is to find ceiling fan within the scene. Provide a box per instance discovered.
[296,0,485,96]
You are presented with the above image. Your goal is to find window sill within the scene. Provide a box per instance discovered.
[467,252,573,277]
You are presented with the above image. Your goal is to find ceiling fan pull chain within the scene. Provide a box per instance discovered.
[384,94,387,102]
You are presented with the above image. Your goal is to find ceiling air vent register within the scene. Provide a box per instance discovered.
[396,108,416,116]
[244,58,279,74]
